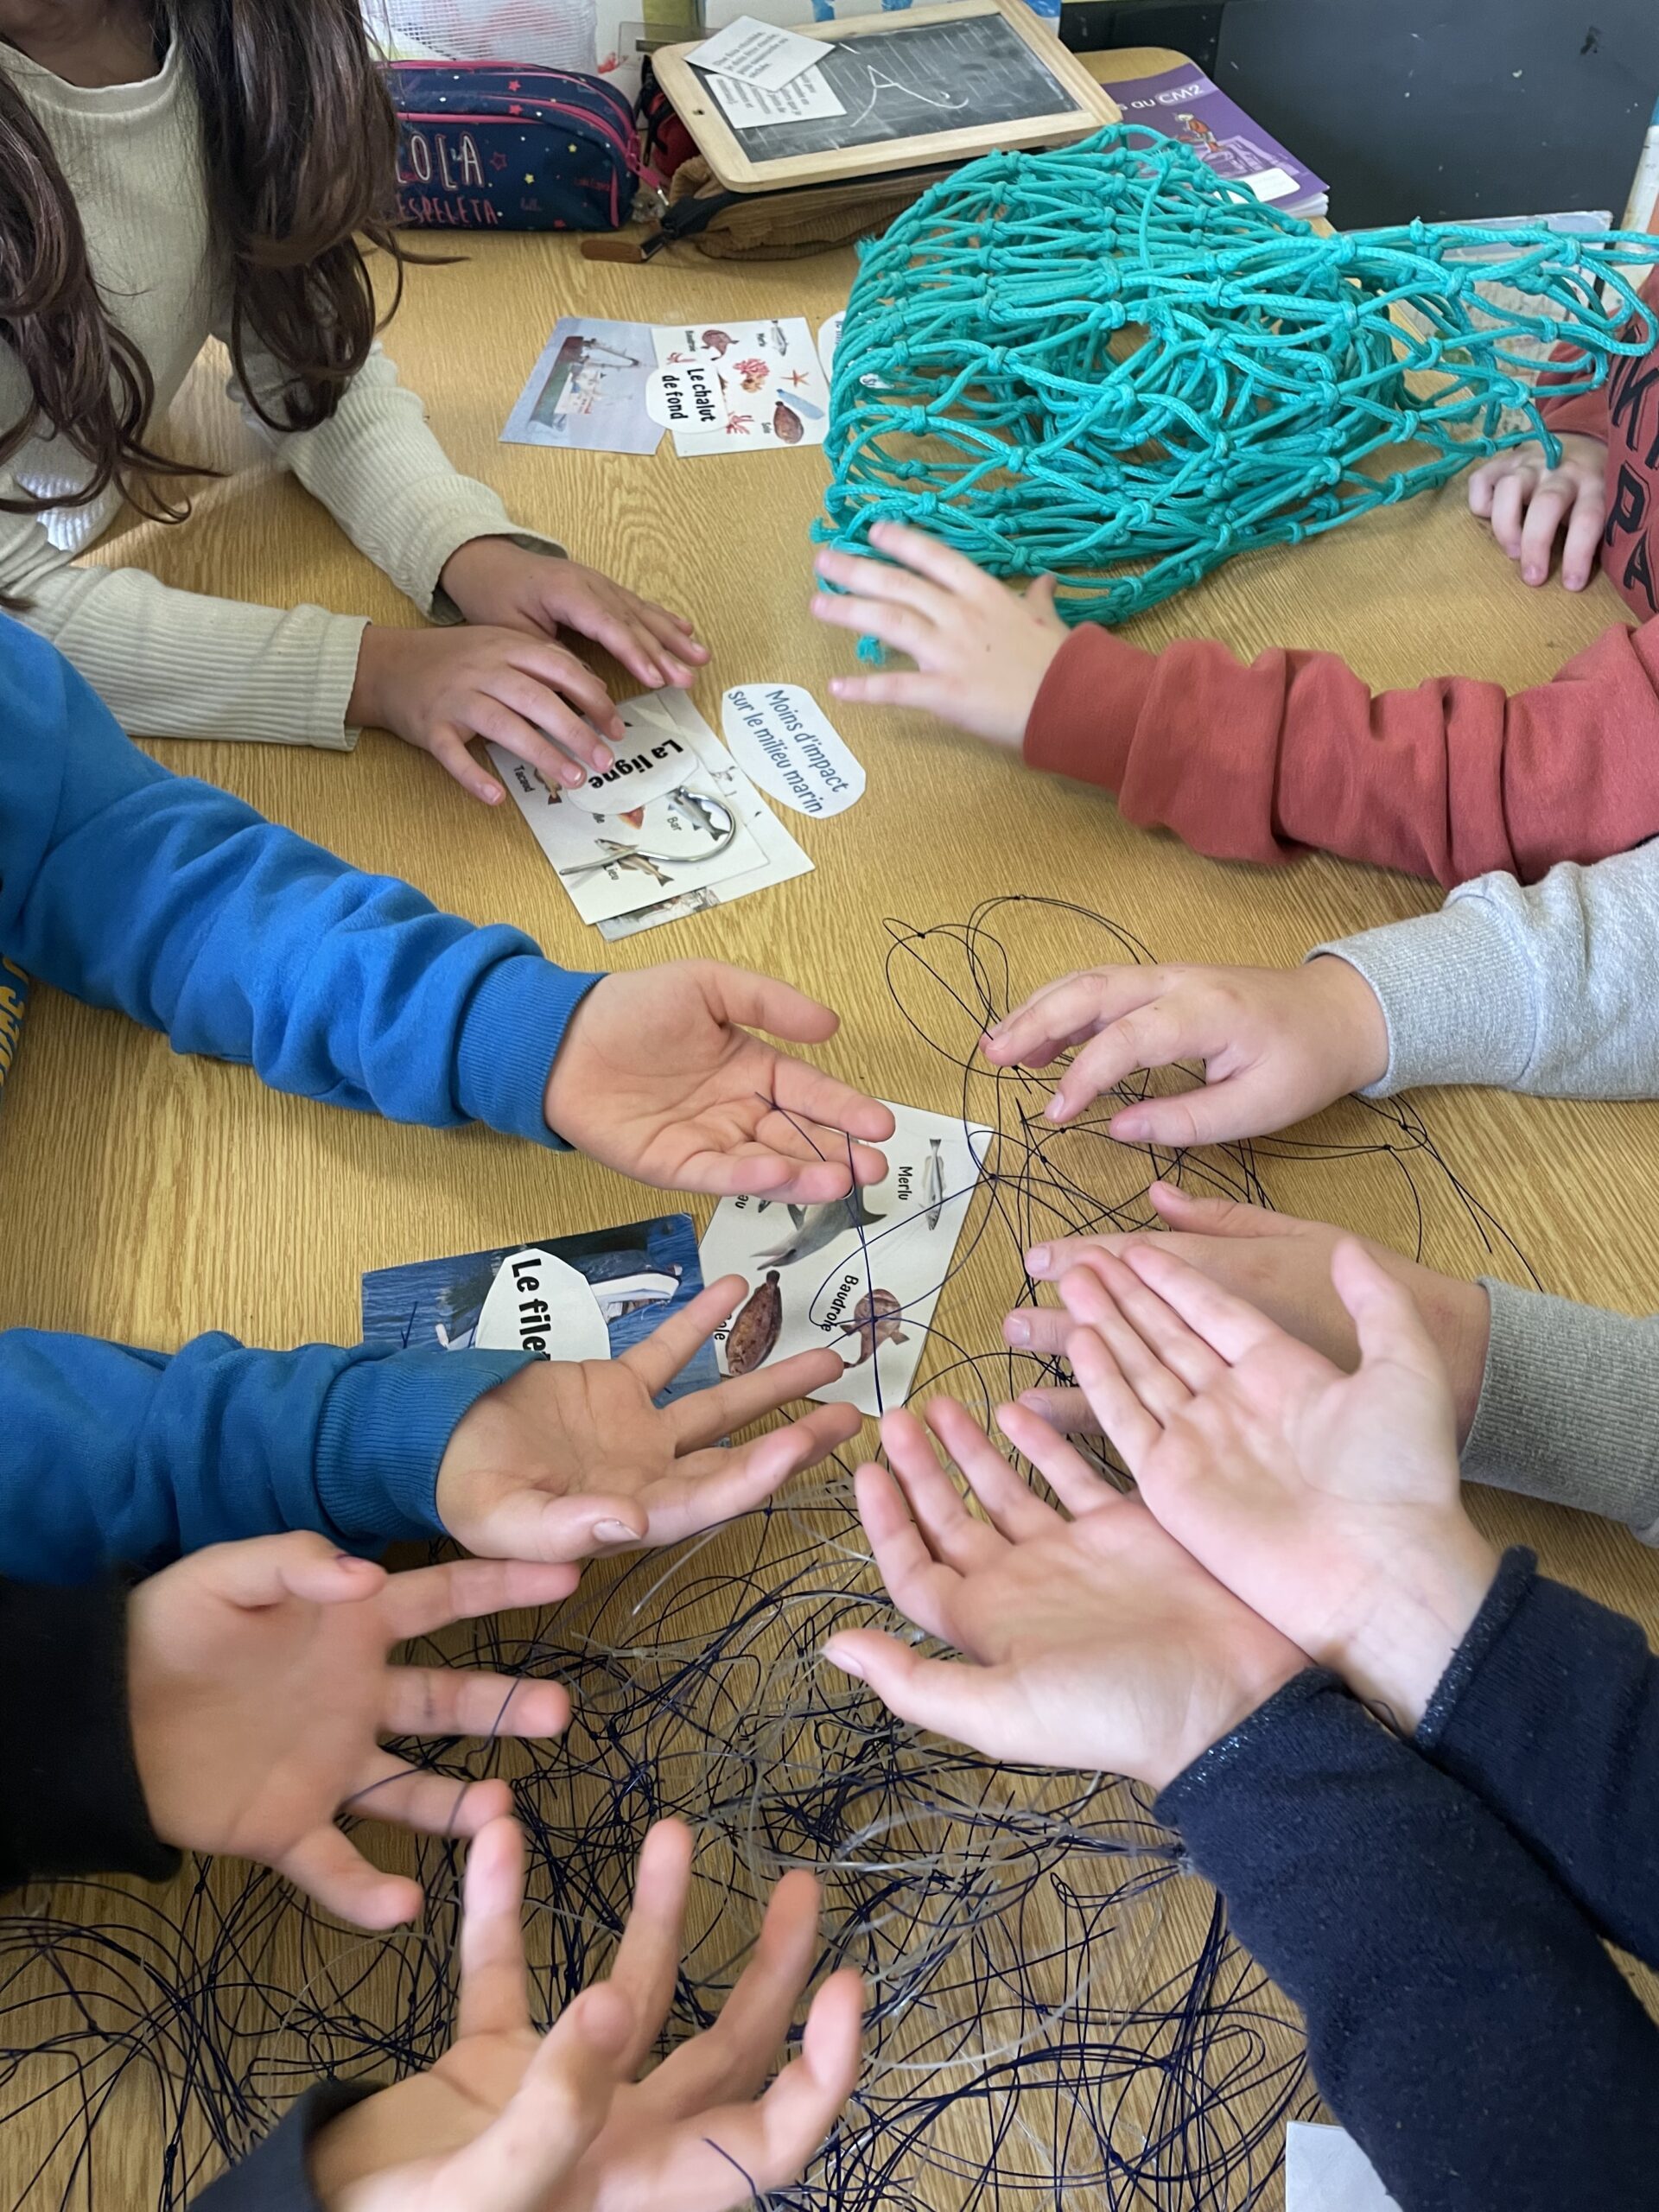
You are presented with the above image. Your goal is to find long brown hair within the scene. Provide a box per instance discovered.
[0,0,408,535]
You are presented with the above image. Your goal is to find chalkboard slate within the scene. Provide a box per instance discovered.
[692,13,1077,162]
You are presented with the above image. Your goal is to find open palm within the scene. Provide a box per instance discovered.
[1058,1238,1496,1719]
[823,1398,1302,1791]
[126,1538,579,1928]
[543,963,893,1200]
[314,1818,862,2212]
[435,1276,861,1561]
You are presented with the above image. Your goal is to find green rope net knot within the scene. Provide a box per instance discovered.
[816,127,1656,643]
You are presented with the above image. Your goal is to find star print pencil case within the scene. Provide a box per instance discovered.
[383,61,641,230]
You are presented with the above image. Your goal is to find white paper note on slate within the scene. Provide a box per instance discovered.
[690,14,830,90]
[1285,2123,1402,2212]
[705,63,844,126]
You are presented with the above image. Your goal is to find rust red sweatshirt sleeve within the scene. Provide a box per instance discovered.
[1022,613,1659,886]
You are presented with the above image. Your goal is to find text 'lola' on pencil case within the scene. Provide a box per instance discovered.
[383,60,640,231]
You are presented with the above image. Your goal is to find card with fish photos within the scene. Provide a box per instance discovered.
[699,1100,992,1416]
[361,1213,719,1406]
[488,690,802,927]
[650,316,830,455]
[595,688,814,939]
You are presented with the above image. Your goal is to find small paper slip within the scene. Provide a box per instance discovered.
[1285,2123,1402,2212]
[690,14,829,92]
[705,64,844,129]
[360,1214,718,1406]
[651,318,830,456]
[700,1101,991,1418]
[491,690,810,934]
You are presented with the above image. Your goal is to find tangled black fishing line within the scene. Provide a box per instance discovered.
[0,899,1534,2210]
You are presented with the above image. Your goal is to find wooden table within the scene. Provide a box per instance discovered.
[5,156,1658,2208]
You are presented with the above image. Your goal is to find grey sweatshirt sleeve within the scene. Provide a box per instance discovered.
[1308,840,1659,1098]
[1462,1281,1659,1544]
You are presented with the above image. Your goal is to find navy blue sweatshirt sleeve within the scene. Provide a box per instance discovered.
[0,1327,534,1584]
[1418,1546,1659,1967]
[1157,1673,1659,2212]
[0,1577,176,1890]
[0,616,601,1145]
[193,2084,376,2212]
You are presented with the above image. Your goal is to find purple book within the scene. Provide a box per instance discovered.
[1113,64,1328,214]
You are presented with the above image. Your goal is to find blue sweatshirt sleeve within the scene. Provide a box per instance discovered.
[0,618,601,1144]
[0,1325,534,1584]
[1157,1674,1659,2211]
[1417,1547,1659,1968]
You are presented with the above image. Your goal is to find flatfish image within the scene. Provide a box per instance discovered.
[726,1271,782,1374]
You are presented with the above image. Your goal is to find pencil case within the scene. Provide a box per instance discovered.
[586,155,951,263]
[383,60,640,230]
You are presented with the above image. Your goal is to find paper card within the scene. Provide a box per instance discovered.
[817,310,844,378]
[360,1214,720,1404]
[489,694,763,926]
[651,319,830,455]
[595,690,813,938]
[699,1101,991,1416]
[721,684,864,817]
[645,355,728,434]
[704,63,845,128]
[690,14,830,91]
[1285,2124,1402,2212]
[501,316,663,455]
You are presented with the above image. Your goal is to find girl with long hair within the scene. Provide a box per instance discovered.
[0,0,706,801]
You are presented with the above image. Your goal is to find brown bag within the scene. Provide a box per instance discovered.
[659,156,952,258]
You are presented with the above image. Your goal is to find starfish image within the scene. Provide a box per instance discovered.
[784,369,811,389]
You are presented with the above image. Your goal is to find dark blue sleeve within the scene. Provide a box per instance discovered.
[0,1325,532,1584]
[192,2083,376,2212]
[1417,1546,1659,1968]
[0,617,601,1143]
[1157,1673,1659,2212]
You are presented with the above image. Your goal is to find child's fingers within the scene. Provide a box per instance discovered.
[1107,1066,1296,1148]
[437,1982,631,2212]
[852,1459,962,1644]
[668,1346,850,1449]
[1119,1243,1285,1364]
[811,591,942,664]
[1014,1383,1103,1436]
[1518,482,1570,584]
[635,1870,821,2120]
[1046,996,1211,1122]
[1003,1300,1075,1356]
[828,669,955,713]
[190,1532,386,1611]
[1487,470,1531,556]
[1053,1259,1197,1425]
[814,544,956,623]
[1561,489,1607,591]
[605,1818,696,2074]
[342,1757,515,1838]
[995,1398,1121,1518]
[454,1816,533,2040]
[887,1405,1004,1573]
[1331,1239,1446,1389]
[430,731,508,805]
[927,1395,1062,1541]
[1064,1326,1165,1473]
[984,966,1148,1066]
[379,1665,570,1743]
[625,1275,745,1394]
[664,1971,862,2209]
[867,518,999,595]
[466,702,589,789]
[821,1632,990,1743]
[380,1556,582,1641]
[1146,1183,1293,1239]
[281,1824,424,1929]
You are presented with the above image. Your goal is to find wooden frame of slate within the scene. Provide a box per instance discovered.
[652,0,1120,193]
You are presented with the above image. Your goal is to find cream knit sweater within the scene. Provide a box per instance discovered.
[0,35,550,747]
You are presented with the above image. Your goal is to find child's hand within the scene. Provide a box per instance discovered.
[435,1275,862,1563]
[125,1537,579,1928]
[543,961,895,1198]
[821,1398,1304,1790]
[811,522,1068,747]
[1058,1240,1499,1731]
[982,957,1389,1142]
[350,622,628,804]
[1465,433,1608,590]
[310,1816,862,2212]
[439,537,709,691]
[1009,1184,1492,1446]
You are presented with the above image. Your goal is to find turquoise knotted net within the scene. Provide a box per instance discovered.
[815,128,1656,636]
